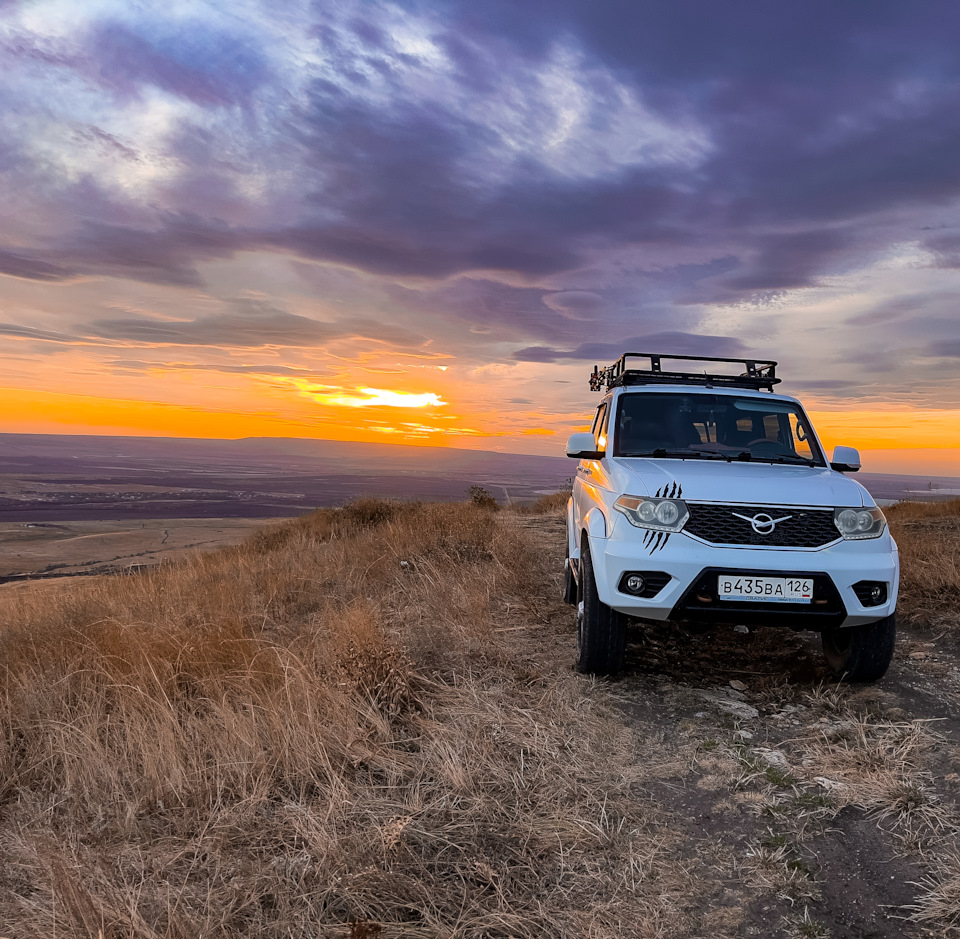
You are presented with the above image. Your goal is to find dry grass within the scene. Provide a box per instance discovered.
[910,851,960,934]
[886,498,960,523]
[887,499,960,632]
[793,710,952,850]
[0,498,686,938]
[509,490,571,516]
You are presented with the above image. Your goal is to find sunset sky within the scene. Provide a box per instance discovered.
[1,0,959,475]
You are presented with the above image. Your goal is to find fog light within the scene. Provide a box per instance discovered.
[852,580,886,607]
[625,574,645,593]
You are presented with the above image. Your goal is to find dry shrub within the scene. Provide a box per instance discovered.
[0,498,683,938]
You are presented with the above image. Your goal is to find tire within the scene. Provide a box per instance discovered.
[821,614,896,682]
[575,544,627,676]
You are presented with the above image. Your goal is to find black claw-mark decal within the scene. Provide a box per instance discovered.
[654,481,682,499]
[644,482,680,552]
[642,530,672,554]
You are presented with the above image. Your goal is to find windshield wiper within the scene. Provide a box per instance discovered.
[751,455,818,466]
[620,448,715,459]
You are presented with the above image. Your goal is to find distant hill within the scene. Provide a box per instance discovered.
[0,433,570,479]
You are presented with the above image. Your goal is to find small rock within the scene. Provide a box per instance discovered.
[817,719,858,740]
[734,625,749,634]
[752,748,790,771]
[697,690,759,720]
[723,700,760,720]
[909,651,929,660]
[729,679,748,692]
[814,776,847,791]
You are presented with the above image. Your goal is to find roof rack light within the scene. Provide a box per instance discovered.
[589,352,780,392]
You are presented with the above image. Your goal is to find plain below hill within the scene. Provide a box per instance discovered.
[0,433,573,522]
[0,434,956,525]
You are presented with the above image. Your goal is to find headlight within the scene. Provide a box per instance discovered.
[833,506,886,540]
[614,496,689,532]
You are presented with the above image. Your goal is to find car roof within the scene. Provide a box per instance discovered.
[606,384,803,405]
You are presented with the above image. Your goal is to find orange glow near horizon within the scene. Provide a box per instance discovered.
[0,385,496,450]
[808,408,960,476]
[0,386,957,474]
[808,408,960,451]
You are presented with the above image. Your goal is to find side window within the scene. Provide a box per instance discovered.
[593,403,608,451]
[591,404,604,435]
[598,404,611,451]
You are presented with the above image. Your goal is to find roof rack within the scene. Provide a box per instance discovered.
[589,353,780,392]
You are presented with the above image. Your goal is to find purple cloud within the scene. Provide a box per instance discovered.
[514,332,746,363]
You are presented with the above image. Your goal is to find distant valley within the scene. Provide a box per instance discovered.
[0,433,573,522]
[0,433,956,524]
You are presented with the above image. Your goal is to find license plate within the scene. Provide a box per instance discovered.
[718,576,813,603]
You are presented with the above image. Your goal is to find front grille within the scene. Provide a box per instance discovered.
[684,503,839,548]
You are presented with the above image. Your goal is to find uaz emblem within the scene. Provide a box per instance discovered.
[731,511,793,534]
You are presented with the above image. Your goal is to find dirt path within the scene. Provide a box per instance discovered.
[514,512,960,939]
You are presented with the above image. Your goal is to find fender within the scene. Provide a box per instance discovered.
[577,505,607,557]
[569,504,608,586]
[583,505,609,542]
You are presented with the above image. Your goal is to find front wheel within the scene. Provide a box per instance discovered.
[575,545,627,676]
[821,614,896,682]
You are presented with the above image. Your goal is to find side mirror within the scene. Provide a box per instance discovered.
[566,432,605,460]
[831,445,861,473]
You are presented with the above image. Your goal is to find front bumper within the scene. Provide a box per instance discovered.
[590,521,899,629]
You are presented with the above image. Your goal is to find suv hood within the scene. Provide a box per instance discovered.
[609,457,868,507]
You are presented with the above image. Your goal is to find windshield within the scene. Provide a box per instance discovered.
[614,393,825,466]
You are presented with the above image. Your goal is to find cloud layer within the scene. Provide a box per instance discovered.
[1,0,959,458]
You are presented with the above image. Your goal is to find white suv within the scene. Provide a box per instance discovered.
[564,353,899,682]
